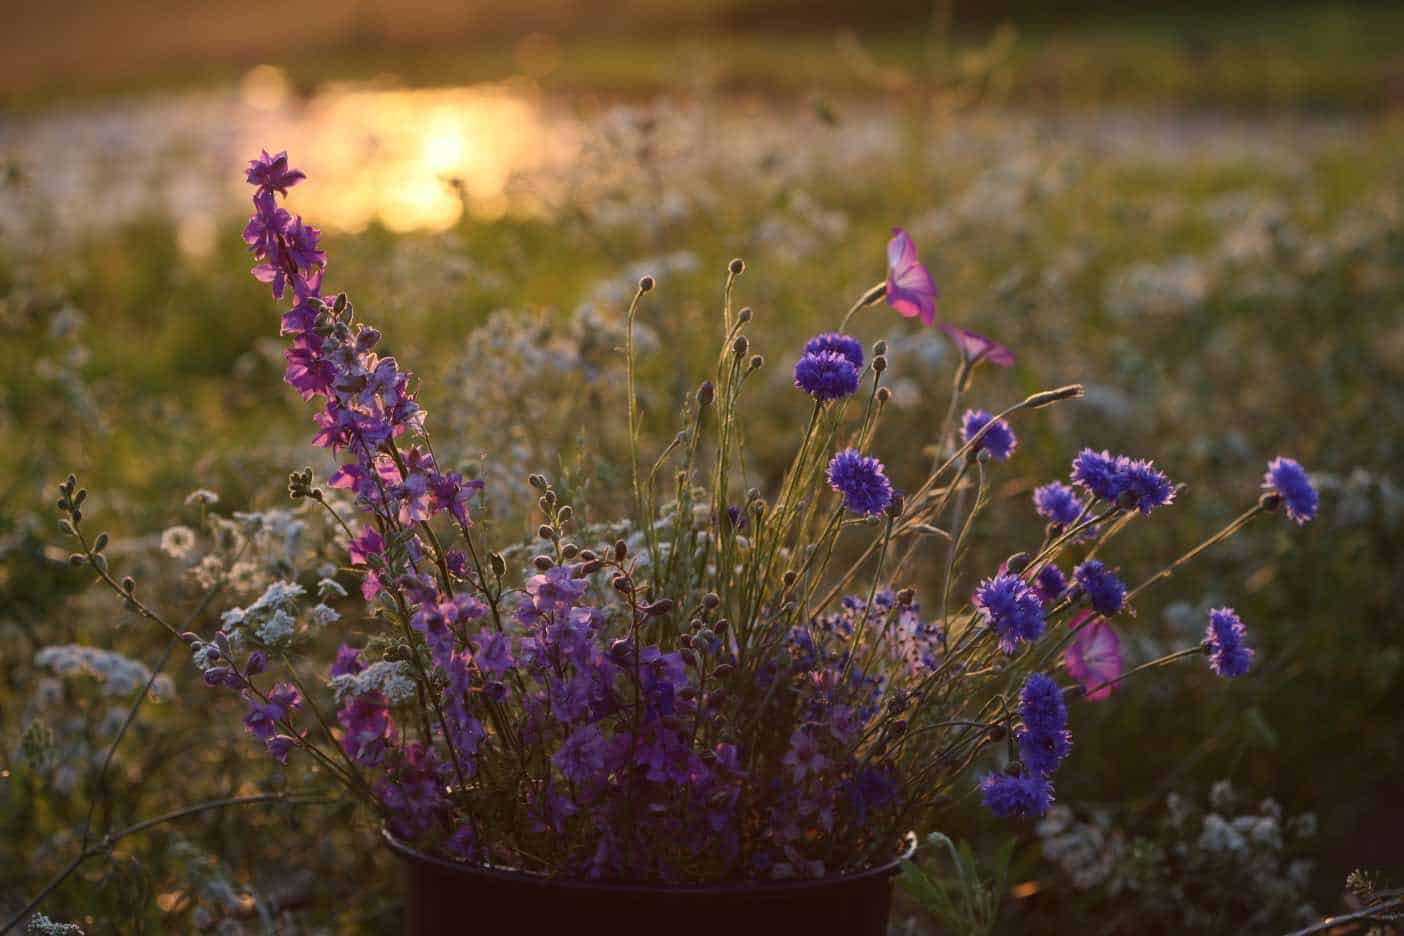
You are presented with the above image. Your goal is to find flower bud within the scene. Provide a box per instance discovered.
[732,335,749,357]
[712,663,735,678]
[876,386,891,404]
[728,258,745,275]
[489,552,507,578]
[538,524,554,540]
[1258,491,1282,512]
[561,543,579,559]
[614,539,629,562]
[873,355,887,374]
[533,555,554,571]
[782,570,798,588]
[896,587,915,606]
[697,380,715,407]
[612,573,631,592]
[873,339,887,356]
[557,505,573,524]
[737,306,752,323]
[644,598,675,616]
[579,549,598,561]
[748,354,764,372]
[1024,384,1085,409]
[1004,552,1031,574]
[703,592,721,609]
[638,274,655,292]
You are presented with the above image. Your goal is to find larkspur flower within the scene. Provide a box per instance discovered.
[1073,560,1126,616]
[801,332,864,369]
[1263,457,1317,524]
[794,350,860,401]
[1205,607,1254,678]
[941,324,1013,367]
[1063,611,1122,701]
[973,573,1045,653]
[826,448,894,515]
[245,149,306,194]
[1033,481,1084,528]
[885,228,938,325]
[782,729,830,782]
[962,409,1017,461]
[980,771,1053,818]
[1016,673,1072,777]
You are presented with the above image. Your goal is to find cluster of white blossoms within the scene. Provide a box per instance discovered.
[34,644,174,700]
[328,660,417,704]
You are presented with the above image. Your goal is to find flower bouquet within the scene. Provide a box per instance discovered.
[40,150,1318,935]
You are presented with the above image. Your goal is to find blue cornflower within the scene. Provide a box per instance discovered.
[973,573,1045,653]
[1017,673,1072,777]
[961,409,1017,461]
[794,351,861,401]
[1070,449,1175,515]
[1070,449,1121,500]
[979,771,1053,818]
[802,332,864,369]
[1073,560,1126,616]
[1033,564,1068,605]
[1033,481,1083,527]
[1205,607,1253,678]
[1263,456,1317,524]
[1117,457,1176,515]
[826,448,894,516]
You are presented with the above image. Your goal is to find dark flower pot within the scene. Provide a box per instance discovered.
[383,829,915,936]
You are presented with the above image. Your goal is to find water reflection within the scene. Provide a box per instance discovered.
[0,68,584,244]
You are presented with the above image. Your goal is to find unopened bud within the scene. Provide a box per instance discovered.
[732,335,749,357]
[1024,385,1085,409]
[873,355,887,374]
[737,306,752,323]
[728,258,745,275]
[614,539,629,562]
[703,592,721,609]
[876,386,891,404]
[748,354,764,372]
[561,543,579,559]
[873,340,887,356]
[538,524,555,540]
[1004,552,1030,574]
[638,274,655,292]
[697,380,715,407]
[533,555,554,571]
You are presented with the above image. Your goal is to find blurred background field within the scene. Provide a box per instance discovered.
[2,2,1402,932]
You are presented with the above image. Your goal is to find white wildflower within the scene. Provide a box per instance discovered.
[1198,813,1246,853]
[308,603,340,629]
[160,525,199,559]
[34,645,158,697]
[330,660,416,703]
[249,580,304,614]
[25,913,85,935]
[184,489,220,506]
[255,608,296,645]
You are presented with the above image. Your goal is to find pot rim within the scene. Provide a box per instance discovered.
[383,827,917,896]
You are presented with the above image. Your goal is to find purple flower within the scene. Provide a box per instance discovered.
[1073,560,1126,616]
[552,724,610,784]
[266,734,299,764]
[1063,611,1121,701]
[782,729,830,782]
[885,228,938,326]
[474,629,515,678]
[961,409,1017,461]
[1032,564,1068,605]
[526,566,588,614]
[973,573,1045,653]
[941,324,1013,367]
[979,772,1052,818]
[1016,673,1071,777]
[1263,456,1317,524]
[1205,607,1253,678]
[802,332,864,369]
[347,527,384,567]
[826,448,894,516]
[245,149,307,194]
[1070,449,1121,501]
[331,644,365,678]
[338,693,394,766]
[794,351,860,402]
[1117,458,1176,515]
[1033,481,1083,528]
[1070,449,1175,514]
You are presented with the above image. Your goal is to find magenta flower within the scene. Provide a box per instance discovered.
[245,149,306,195]
[1063,611,1121,701]
[941,324,1014,367]
[885,228,938,326]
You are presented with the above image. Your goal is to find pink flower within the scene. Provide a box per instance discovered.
[885,228,938,326]
[941,324,1014,367]
[1063,611,1121,701]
